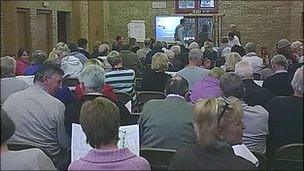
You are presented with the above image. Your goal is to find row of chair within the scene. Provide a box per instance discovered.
[7,141,303,171]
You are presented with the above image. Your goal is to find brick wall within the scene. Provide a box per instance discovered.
[102,0,303,57]
[104,0,175,43]
[1,0,303,56]
[219,0,303,57]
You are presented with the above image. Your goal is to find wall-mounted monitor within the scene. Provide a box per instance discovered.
[155,16,183,43]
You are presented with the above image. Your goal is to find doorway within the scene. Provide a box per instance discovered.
[37,10,52,54]
[17,8,31,52]
[57,11,70,43]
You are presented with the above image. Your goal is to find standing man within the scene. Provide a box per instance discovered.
[174,19,186,45]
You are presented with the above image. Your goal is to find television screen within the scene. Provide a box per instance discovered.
[155,16,183,43]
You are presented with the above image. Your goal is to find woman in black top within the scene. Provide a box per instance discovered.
[142,52,171,92]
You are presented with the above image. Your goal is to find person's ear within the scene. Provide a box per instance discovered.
[42,75,48,84]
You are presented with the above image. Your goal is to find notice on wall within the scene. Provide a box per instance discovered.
[128,20,145,42]
[71,123,139,162]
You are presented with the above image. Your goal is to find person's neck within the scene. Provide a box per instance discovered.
[294,91,303,98]
[96,142,118,150]
[188,61,199,67]
[273,66,286,72]
[0,144,9,153]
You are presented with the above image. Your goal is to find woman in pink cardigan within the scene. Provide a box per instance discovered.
[68,97,150,170]
[190,67,225,103]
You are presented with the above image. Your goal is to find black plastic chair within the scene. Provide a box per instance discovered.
[115,92,133,105]
[140,148,176,171]
[134,91,166,112]
[269,143,303,171]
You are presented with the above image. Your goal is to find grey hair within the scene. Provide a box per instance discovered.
[79,65,105,91]
[270,54,288,69]
[1,56,16,77]
[291,66,303,94]
[291,41,303,50]
[235,60,254,79]
[170,45,181,56]
[188,42,199,50]
[219,72,245,99]
[189,49,203,60]
[245,42,256,53]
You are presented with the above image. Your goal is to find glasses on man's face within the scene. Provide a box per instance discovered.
[217,97,231,123]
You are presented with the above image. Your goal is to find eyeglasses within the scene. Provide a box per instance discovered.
[217,97,231,123]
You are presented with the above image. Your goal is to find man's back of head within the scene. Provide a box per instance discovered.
[165,76,189,97]
[219,72,245,99]
[188,49,203,66]
[78,38,88,49]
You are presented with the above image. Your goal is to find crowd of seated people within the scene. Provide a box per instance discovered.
[0,32,303,171]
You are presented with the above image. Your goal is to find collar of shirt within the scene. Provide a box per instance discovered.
[274,69,288,74]
[166,94,185,100]
[246,52,257,57]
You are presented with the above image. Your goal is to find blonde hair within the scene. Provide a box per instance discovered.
[84,58,105,68]
[208,67,225,79]
[151,52,169,71]
[224,52,242,72]
[193,97,243,148]
[48,42,70,60]
[107,51,121,67]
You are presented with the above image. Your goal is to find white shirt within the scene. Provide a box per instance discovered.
[228,35,241,47]
[242,52,264,73]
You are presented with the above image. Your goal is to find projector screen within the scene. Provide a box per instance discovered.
[155,16,184,43]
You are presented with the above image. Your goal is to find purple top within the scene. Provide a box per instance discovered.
[190,76,223,103]
[68,148,150,170]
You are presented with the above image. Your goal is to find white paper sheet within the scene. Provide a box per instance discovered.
[254,80,263,87]
[232,143,259,167]
[71,123,139,162]
[125,101,132,113]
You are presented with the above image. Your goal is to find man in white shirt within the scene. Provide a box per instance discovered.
[242,42,264,73]
[220,72,269,154]
[228,32,241,47]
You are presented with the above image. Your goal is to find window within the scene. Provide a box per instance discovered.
[175,0,219,14]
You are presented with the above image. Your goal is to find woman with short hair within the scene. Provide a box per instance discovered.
[1,56,28,103]
[169,97,256,170]
[68,97,150,170]
[142,52,172,92]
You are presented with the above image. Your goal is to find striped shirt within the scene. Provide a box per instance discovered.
[105,68,136,98]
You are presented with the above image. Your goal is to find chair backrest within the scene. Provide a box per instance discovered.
[140,148,176,171]
[135,91,166,112]
[7,141,51,158]
[62,78,79,87]
[270,143,303,171]
[115,92,132,105]
[136,91,166,103]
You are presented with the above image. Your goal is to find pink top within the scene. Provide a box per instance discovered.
[16,59,30,75]
[68,148,150,170]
